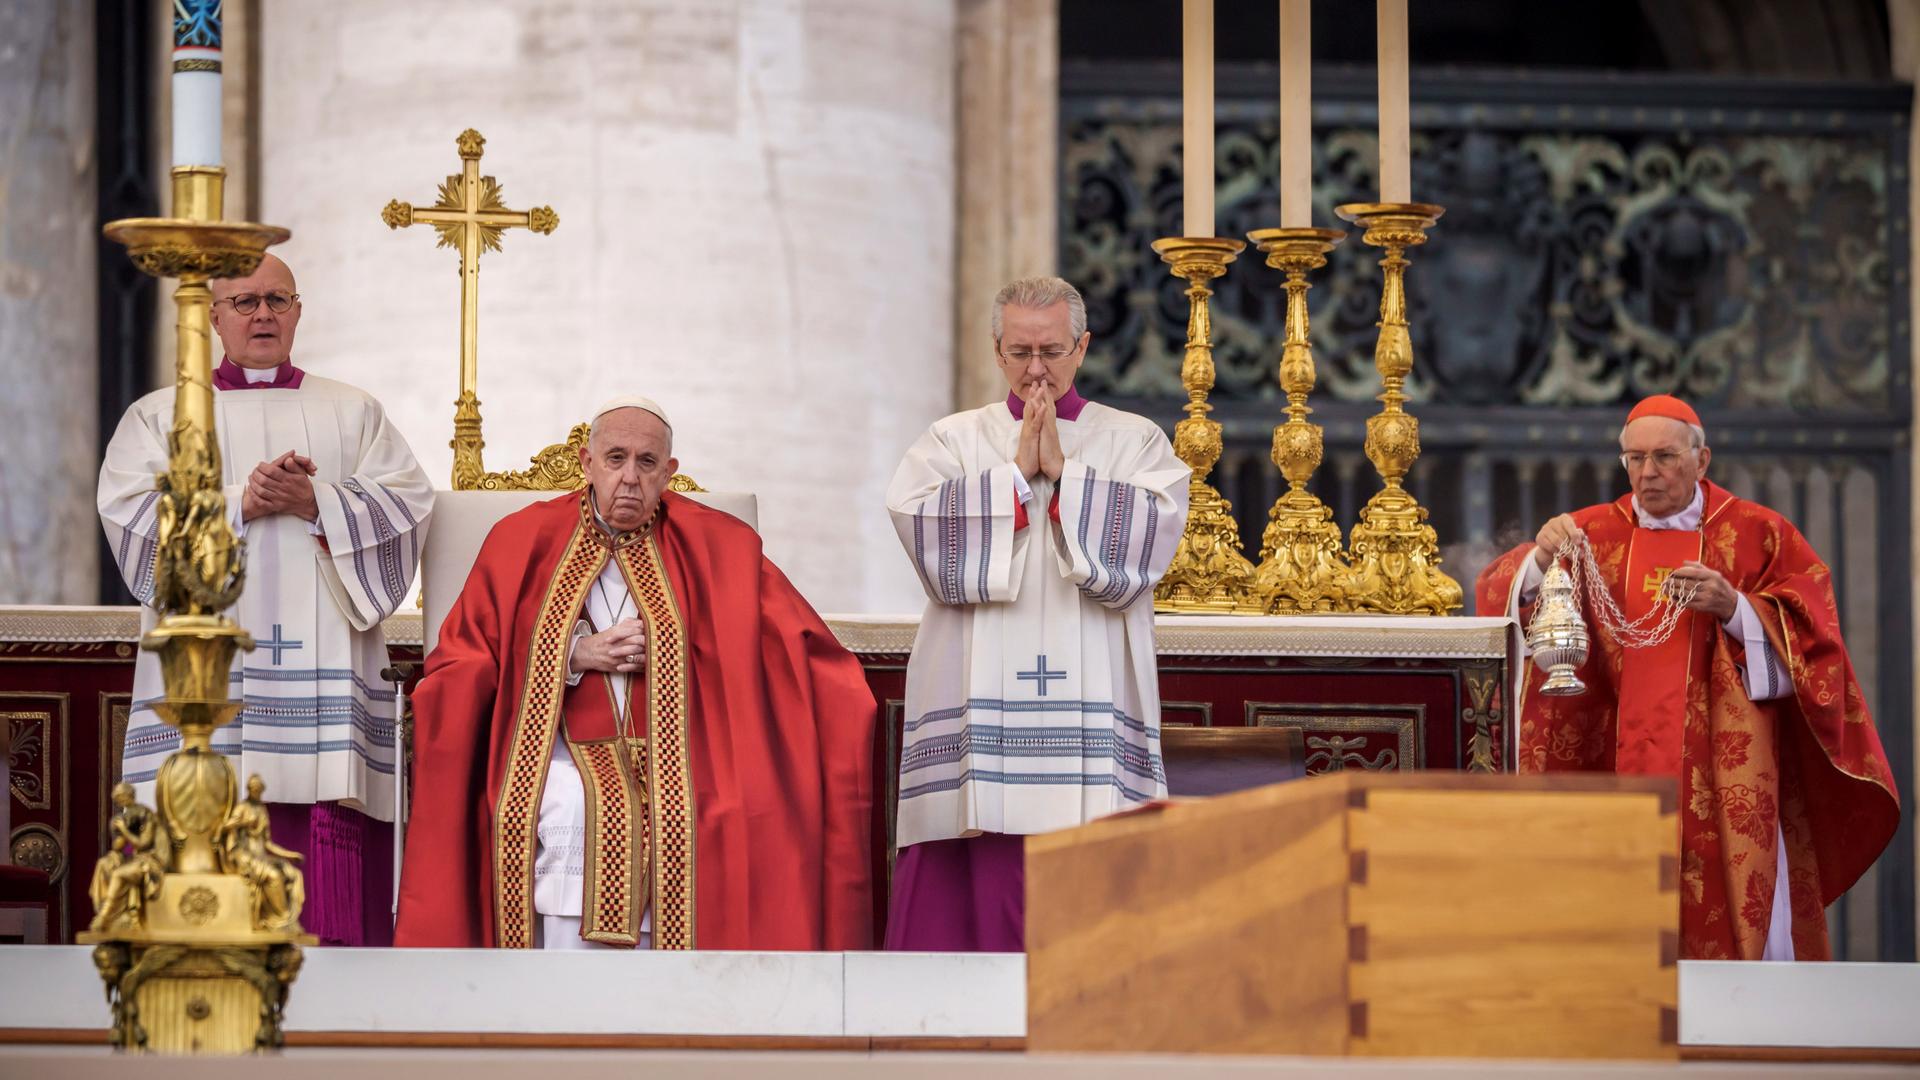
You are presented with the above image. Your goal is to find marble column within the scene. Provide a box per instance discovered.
[954,0,1059,412]
[257,0,956,613]
[1892,0,1920,957]
[0,2,97,604]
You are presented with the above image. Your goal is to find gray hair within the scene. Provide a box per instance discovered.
[588,409,674,456]
[991,276,1087,342]
[1618,417,1706,450]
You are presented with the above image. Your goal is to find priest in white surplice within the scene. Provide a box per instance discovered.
[98,253,432,946]
[884,276,1188,951]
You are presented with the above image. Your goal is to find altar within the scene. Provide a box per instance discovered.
[0,605,1518,944]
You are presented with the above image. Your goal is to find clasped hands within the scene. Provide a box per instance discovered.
[1013,380,1066,482]
[572,618,648,676]
[241,450,319,523]
[1532,513,1739,622]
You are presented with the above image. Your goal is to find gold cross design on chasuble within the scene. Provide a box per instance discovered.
[1642,566,1674,600]
[382,128,558,489]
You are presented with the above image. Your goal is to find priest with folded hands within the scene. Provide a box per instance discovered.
[99,253,433,947]
[883,277,1189,951]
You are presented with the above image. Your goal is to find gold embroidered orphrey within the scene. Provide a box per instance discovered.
[491,497,696,948]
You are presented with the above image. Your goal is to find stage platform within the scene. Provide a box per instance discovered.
[2,947,1916,1063]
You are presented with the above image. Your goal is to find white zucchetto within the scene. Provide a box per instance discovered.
[590,396,671,431]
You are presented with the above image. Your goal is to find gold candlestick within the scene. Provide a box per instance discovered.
[84,166,314,1054]
[1150,236,1259,614]
[1332,202,1463,615]
[1246,227,1352,613]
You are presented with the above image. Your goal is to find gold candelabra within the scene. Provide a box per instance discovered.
[1151,237,1260,613]
[1246,227,1351,614]
[1333,202,1463,615]
[83,166,313,1054]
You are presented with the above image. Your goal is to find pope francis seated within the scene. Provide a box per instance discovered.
[395,397,877,950]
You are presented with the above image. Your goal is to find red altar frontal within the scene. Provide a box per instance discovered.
[0,605,1517,942]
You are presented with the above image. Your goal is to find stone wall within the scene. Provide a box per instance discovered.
[256,0,956,613]
[0,2,96,603]
[1892,0,1920,959]
[955,0,1058,411]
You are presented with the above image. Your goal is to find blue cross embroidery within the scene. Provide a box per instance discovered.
[1016,655,1067,697]
[258,624,304,665]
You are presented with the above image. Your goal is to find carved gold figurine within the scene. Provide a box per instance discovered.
[1246,227,1352,614]
[217,776,308,933]
[1149,236,1259,613]
[89,785,168,934]
[1332,203,1463,616]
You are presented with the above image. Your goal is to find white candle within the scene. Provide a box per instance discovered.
[1376,0,1411,203]
[1182,0,1215,237]
[171,0,224,167]
[1279,0,1311,227]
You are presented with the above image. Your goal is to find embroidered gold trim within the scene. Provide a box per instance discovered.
[570,738,651,946]
[490,506,604,948]
[622,534,698,949]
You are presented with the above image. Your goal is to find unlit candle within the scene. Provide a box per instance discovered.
[1376,0,1411,203]
[1280,0,1311,226]
[171,0,223,167]
[1182,0,1215,237]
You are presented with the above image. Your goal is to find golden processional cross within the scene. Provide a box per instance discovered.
[382,128,558,489]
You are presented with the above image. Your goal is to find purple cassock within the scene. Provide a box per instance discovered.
[218,355,394,947]
[884,833,1027,951]
[883,384,1094,954]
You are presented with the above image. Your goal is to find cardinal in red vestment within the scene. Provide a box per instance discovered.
[1478,395,1898,960]
[395,399,876,950]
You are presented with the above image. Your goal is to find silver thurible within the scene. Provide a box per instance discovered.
[1527,559,1590,696]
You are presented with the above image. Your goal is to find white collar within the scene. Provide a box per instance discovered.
[1632,484,1704,531]
[243,364,284,384]
[587,490,619,538]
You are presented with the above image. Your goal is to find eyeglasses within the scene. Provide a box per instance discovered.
[1619,449,1693,472]
[216,292,299,315]
[998,342,1079,364]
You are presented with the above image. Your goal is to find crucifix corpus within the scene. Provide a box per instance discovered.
[382,128,558,489]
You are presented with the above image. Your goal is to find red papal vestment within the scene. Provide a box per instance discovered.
[1477,481,1899,959]
[395,491,876,949]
